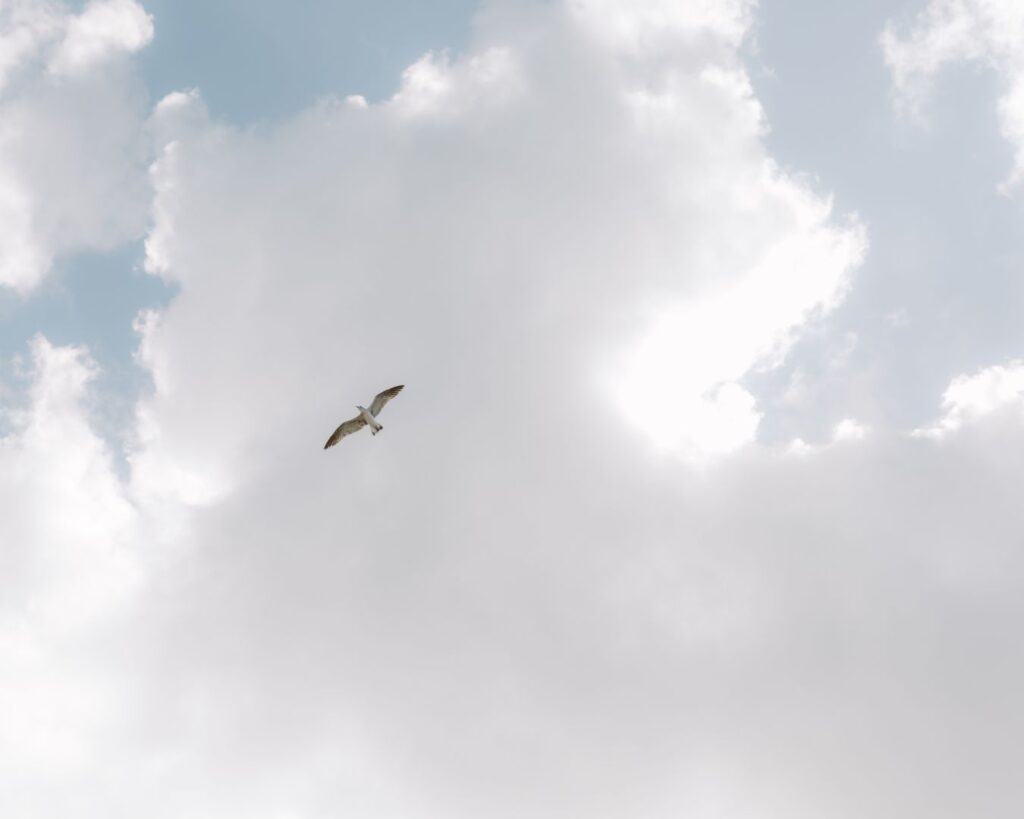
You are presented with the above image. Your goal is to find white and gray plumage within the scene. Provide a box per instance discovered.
[323,385,404,449]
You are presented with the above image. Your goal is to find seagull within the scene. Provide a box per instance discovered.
[323,385,405,449]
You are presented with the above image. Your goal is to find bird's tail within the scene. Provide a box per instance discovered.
[372,425,382,436]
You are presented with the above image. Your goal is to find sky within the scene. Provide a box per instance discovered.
[2,0,1024,816]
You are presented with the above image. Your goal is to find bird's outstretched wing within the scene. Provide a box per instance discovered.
[323,415,367,449]
[369,384,404,417]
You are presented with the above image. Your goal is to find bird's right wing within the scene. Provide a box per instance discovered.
[369,384,404,416]
[323,415,367,449]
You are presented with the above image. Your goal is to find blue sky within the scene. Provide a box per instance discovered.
[3,1,1024,816]
[139,0,479,119]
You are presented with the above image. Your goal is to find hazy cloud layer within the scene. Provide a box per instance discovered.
[1,1,1023,817]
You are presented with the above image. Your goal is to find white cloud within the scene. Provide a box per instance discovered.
[138,0,865,470]
[883,0,1024,189]
[568,0,756,54]
[0,336,140,626]
[3,1,1024,816]
[613,187,864,458]
[0,1,62,91]
[0,337,146,804]
[833,417,869,441]
[48,0,152,78]
[915,359,1024,437]
[0,0,151,292]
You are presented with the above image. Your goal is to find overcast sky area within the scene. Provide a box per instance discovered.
[2,0,1024,816]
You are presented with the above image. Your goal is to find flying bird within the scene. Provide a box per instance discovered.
[323,385,405,449]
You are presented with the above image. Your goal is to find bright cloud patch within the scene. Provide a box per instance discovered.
[48,0,153,78]
[883,0,1024,189]
[0,0,151,292]
[0,336,140,625]
[614,182,864,458]
[832,416,869,441]
[0,337,144,801]
[915,359,1024,437]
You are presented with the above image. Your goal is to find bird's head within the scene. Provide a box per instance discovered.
[356,405,366,412]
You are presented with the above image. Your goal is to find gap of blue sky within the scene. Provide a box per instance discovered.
[139,0,480,122]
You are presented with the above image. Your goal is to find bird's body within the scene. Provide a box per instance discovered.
[324,385,404,449]
[357,405,382,435]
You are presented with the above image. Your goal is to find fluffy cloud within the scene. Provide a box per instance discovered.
[882,0,1024,189]
[0,0,152,292]
[3,0,1024,817]
[0,337,144,808]
[915,359,1024,437]
[48,0,153,78]
[140,0,864,470]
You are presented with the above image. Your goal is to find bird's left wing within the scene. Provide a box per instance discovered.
[323,415,367,449]
[369,384,404,416]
